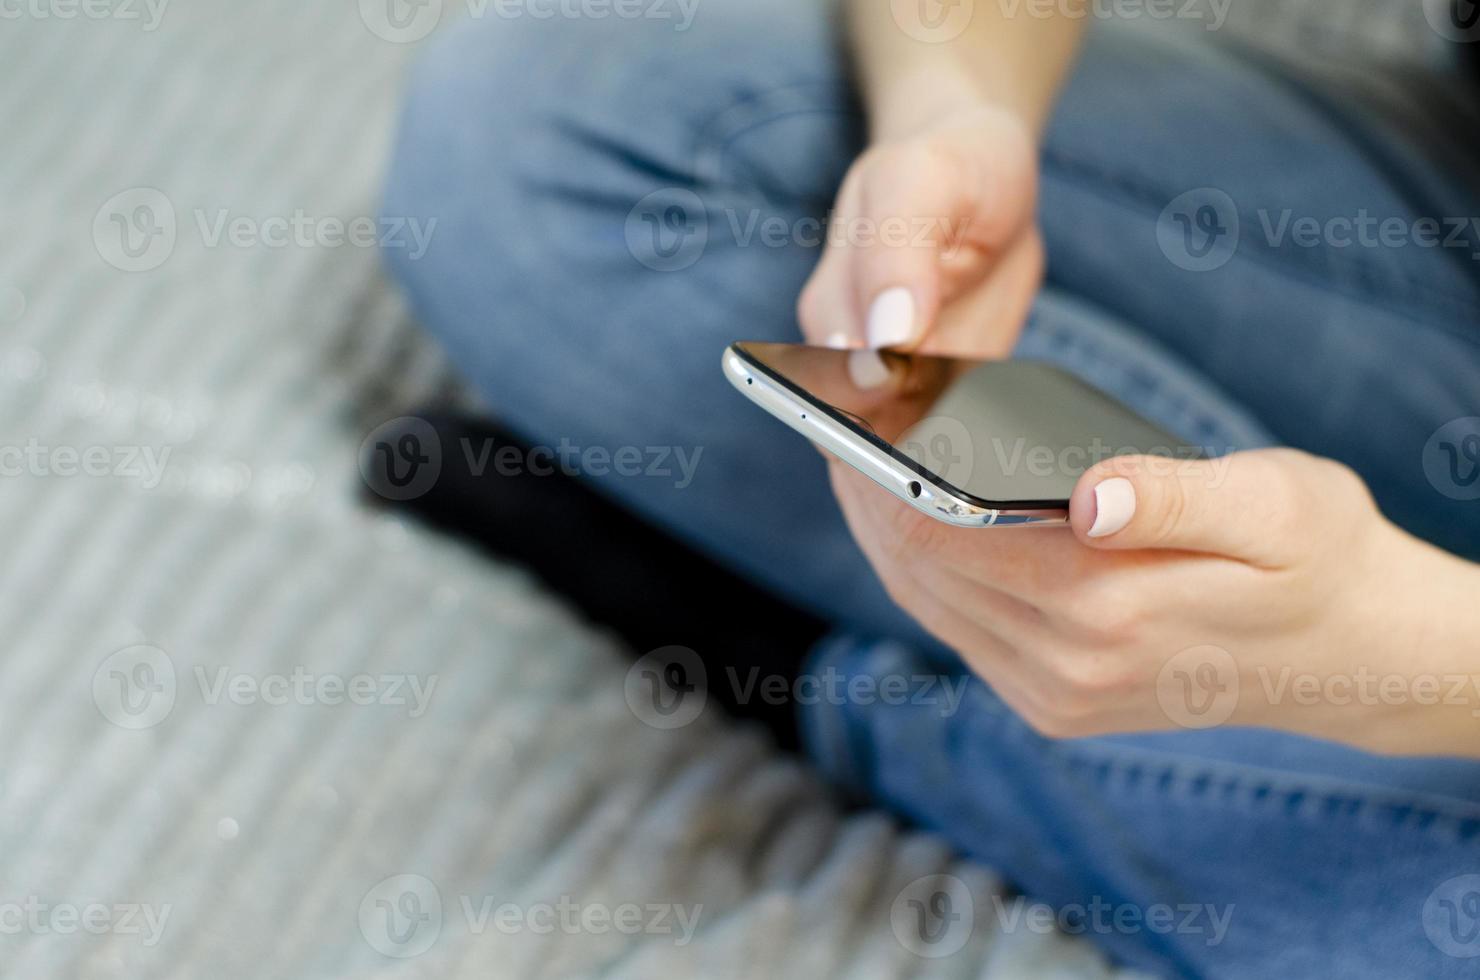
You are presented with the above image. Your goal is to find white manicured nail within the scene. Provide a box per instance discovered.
[1089,478,1136,538]
[847,350,890,390]
[825,331,851,350]
[866,287,916,349]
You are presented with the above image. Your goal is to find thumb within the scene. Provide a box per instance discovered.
[1068,449,1342,566]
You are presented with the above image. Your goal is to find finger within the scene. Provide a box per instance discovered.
[827,453,1086,609]
[850,148,962,350]
[912,561,1050,645]
[850,125,1036,353]
[858,559,1044,712]
[920,229,1043,360]
[1069,448,1356,567]
[797,171,865,349]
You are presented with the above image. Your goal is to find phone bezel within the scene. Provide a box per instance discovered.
[724,343,1070,528]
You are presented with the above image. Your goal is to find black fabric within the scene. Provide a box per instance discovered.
[361,411,827,752]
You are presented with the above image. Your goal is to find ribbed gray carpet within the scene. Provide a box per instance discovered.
[0,1,1143,977]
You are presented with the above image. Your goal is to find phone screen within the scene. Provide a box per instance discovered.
[734,342,1200,508]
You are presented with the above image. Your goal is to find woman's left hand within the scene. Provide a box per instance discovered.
[829,447,1480,757]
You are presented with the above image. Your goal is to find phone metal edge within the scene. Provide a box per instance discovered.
[723,348,1069,529]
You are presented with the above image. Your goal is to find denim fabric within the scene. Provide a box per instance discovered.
[380,4,1480,976]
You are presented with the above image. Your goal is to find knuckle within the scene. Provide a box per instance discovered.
[1315,456,1373,514]
[1257,451,1324,536]
[1046,648,1129,705]
[1144,477,1187,546]
[1022,705,1092,741]
[1073,589,1147,647]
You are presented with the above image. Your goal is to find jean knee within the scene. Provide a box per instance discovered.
[380,4,852,403]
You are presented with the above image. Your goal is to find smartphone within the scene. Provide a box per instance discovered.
[723,341,1200,527]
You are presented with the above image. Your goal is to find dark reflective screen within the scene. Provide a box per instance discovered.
[735,342,1198,507]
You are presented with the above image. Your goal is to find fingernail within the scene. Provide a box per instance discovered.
[825,331,851,350]
[846,350,890,389]
[866,287,915,349]
[1089,478,1136,538]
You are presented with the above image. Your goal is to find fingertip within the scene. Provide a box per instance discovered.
[1087,477,1137,539]
[865,286,917,349]
[1070,459,1143,545]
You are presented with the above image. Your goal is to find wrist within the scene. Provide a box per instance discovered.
[1324,523,1480,757]
[865,62,1043,144]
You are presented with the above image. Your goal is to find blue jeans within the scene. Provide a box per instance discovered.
[381,4,1480,976]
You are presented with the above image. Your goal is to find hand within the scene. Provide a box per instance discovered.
[797,105,1042,360]
[828,448,1480,757]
